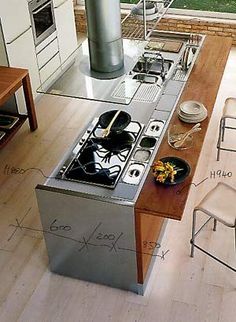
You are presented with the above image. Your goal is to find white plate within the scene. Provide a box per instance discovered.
[180,101,205,115]
[178,109,208,123]
[178,106,207,120]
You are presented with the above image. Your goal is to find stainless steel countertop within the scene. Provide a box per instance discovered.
[40,39,148,105]
[41,34,205,204]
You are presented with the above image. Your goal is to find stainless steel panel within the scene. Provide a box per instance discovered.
[151,110,170,121]
[164,79,185,96]
[36,186,139,293]
[155,94,178,112]
[85,0,124,73]
[138,219,168,295]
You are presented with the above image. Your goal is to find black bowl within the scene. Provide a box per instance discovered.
[98,110,131,134]
[154,156,191,186]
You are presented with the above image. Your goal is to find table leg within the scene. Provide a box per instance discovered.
[22,73,38,131]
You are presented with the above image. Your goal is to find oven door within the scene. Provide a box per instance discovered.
[29,0,56,46]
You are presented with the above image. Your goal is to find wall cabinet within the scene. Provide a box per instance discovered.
[54,0,78,64]
[0,0,31,43]
[0,0,78,113]
[0,1,40,113]
[5,28,41,113]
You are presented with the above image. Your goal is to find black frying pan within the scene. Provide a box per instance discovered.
[98,110,131,134]
[97,132,134,152]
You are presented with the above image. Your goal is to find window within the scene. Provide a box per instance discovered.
[120,0,236,14]
[77,0,236,13]
[171,0,236,13]
[120,0,139,3]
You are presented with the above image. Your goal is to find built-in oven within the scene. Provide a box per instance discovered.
[28,0,56,46]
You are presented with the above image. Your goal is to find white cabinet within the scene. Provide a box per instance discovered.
[34,31,61,85]
[0,0,41,113]
[1,0,31,43]
[6,28,41,113]
[1,0,78,112]
[39,53,61,84]
[37,38,59,69]
[54,0,78,64]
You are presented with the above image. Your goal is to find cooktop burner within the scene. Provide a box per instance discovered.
[56,118,143,188]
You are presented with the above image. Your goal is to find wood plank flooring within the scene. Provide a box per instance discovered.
[0,45,235,322]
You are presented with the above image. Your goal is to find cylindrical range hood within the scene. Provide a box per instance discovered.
[85,0,124,73]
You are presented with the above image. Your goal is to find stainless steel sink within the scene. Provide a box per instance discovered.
[132,55,174,79]
[133,60,152,74]
[112,51,174,103]
[132,73,163,85]
[150,59,174,77]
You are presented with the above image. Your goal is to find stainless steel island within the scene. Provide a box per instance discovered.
[36,32,204,294]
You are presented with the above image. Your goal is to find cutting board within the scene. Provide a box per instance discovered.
[145,39,183,53]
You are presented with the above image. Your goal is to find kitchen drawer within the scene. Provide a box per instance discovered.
[39,53,61,84]
[37,38,59,69]
[36,31,57,54]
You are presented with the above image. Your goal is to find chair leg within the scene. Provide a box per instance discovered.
[217,118,223,161]
[190,210,197,257]
[235,225,236,252]
[222,118,226,142]
[213,219,217,231]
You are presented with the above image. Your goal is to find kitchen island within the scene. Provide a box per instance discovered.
[36,35,232,295]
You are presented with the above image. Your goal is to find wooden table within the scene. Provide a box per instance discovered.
[134,36,232,284]
[0,66,38,147]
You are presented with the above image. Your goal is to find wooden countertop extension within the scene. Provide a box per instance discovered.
[135,36,232,221]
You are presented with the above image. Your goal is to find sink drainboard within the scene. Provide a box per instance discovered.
[133,84,161,103]
[112,79,140,99]
[112,80,161,103]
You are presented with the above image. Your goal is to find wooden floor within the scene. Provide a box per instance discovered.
[0,45,236,321]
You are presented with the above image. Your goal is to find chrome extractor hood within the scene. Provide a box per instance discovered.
[85,0,124,73]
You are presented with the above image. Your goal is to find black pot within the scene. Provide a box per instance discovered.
[98,110,131,135]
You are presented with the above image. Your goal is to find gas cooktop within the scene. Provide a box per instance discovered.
[56,118,143,188]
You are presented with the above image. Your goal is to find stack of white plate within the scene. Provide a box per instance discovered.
[131,2,159,21]
[178,101,208,123]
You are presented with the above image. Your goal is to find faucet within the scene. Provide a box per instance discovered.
[155,52,166,81]
[138,54,152,73]
[143,52,166,80]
